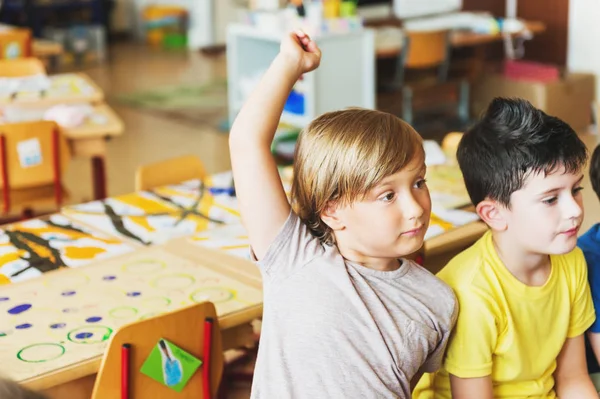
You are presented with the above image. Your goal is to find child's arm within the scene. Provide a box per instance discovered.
[449,375,494,399]
[229,31,321,259]
[588,331,600,365]
[554,334,598,398]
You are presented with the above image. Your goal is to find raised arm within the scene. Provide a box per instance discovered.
[229,31,321,259]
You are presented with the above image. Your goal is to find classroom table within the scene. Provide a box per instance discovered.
[0,170,485,398]
[0,72,104,107]
[61,104,124,200]
[1,101,122,200]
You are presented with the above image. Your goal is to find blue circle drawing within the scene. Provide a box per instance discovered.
[75,332,93,339]
[103,275,116,281]
[68,326,113,344]
[16,323,32,330]
[0,297,9,302]
[126,292,141,297]
[8,304,32,315]
[61,291,76,297]
[50,323,66,329]
[86,316,102,323]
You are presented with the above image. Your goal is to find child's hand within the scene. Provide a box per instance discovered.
[279,30,322,76]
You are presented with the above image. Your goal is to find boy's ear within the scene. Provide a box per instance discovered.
[321,201,345,231]
[476,198,508,231]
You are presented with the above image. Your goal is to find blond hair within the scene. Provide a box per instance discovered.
[291,108,423,245]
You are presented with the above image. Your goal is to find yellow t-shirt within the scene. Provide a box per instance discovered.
[413,231,595,399]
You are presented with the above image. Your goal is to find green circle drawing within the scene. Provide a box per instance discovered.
[122,259,165,274]
[151,274,196,290]
[67,325,113,344]
[109,306,138,319]
[190,287,234,304]
[17,343,65,363]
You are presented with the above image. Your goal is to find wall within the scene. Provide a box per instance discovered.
[568,0,600,96]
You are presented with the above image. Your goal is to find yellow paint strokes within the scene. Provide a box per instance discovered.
[235,235,249,239]
[0,274,10,285]
[114,193,176,214]
[64,246,106,260]
[0,250,26,265]
[220,244,249,250]
[128,216,156,233]
[25,240,56,263]
[153,186,198,200]
[430,213,454,231]
[196,191,216,232]
[211,203,241,218]
[18,225,122,245]
[191,236,209,241]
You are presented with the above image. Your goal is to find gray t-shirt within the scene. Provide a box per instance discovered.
[250,212,457,398]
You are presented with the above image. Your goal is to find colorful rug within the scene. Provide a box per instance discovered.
[115,80,229,131]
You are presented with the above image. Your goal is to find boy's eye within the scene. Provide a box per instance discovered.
[542,196,558,205]
[414,179,427,189]
[379,192,395,202]
[572,186,584,196]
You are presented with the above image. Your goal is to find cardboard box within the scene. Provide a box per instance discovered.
[472,72,596,131]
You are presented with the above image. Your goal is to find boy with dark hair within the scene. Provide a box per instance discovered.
[414,98,597,398]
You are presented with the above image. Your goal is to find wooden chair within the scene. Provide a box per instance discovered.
[0,27,32,60]
[92,302,224,399]
[0,57,46,77]
[135,155,207,191]
[0,121,70,218]
[441,131,464,162]
[384,29,469,125]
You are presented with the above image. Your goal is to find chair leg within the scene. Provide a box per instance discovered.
[21,208,34,221]
[402,87,414,125]
[458,80,470,123]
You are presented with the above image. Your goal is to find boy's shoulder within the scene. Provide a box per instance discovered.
[407,260,457,300]
[437,231,492,291]
[403,260,458,327]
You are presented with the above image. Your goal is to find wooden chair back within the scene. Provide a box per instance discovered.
[135,155,207,191]
[91,302,224,399]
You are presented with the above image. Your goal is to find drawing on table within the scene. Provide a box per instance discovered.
[0,247,262,382]
[63,179,241,246]
[0,214,135,284]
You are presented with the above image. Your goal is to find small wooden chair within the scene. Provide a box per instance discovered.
[0,57,45,77]
[384,29,469,125]
[0,121,70,218]
[92,302,224,399]
[0,27,32,61]
[441,131,464,162]
[135,155,207,191]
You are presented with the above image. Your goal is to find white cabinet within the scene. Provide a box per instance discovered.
[227,23,375,127]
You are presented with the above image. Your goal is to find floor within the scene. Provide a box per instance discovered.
[62,42,232,204]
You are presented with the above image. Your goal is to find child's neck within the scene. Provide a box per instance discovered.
[492,233,551,287]
[337,243,401,271]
